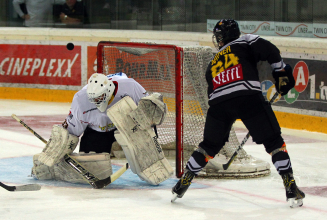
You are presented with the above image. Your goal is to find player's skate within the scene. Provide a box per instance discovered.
[282,172,305,208]
[171,169,195,202]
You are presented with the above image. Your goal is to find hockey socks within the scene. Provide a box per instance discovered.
[271,150,293,175]
[271,147,305,207]
[186,150,210,175]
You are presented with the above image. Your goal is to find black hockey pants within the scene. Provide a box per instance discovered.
[199,93,284,157]
[79,127,116,153]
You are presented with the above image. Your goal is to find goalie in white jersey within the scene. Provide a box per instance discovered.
[64,72,147,154]
[32,72,173,186]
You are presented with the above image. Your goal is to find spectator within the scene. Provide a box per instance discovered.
[59,0,89,26]
[13,0,56,27]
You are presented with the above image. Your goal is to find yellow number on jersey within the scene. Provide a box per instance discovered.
[224,54,239,69]
[211,53,239,78]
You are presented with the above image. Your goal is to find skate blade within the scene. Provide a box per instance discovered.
[288,198,303,208]
[171,193,178,203]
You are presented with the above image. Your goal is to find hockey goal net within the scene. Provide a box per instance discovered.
[97,41,270,178]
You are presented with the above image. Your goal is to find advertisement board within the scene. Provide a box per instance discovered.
[0,44,81,86]
[87,46,97,80]
[258,58,327,112]
[207,19,327,38]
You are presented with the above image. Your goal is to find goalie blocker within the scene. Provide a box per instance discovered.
[107,93,173,185]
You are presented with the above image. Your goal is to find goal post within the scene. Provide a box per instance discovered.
[96,41,271,179]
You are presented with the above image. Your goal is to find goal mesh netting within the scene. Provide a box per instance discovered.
[97,41,251,178]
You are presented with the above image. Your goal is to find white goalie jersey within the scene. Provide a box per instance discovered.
[63,73,148,136]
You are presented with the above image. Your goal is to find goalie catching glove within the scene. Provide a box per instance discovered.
[272,64,295,96]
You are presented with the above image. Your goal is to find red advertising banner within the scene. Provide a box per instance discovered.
[87,46,97,80]
[0,44,81,86]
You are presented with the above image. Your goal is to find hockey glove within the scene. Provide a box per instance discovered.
[272,64,295,96]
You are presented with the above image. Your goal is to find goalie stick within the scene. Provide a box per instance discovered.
[11,114,128,189]
[0,181,41,192]
[222,92,280,170]
[64,154,129,189]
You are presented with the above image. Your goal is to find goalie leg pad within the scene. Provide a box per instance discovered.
[117,132,173,185]
[114,130,140,174]
[38,125,79,166]
[116,130,173,184]
[108,96,173,185]
[32,154,56,180]
[111,141,125,158]
[32,152,112,184]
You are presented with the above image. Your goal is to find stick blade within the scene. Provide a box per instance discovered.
[14,184,41,191]
[223,156,236,170]
[93,163,129,189]
[222,163,230,170]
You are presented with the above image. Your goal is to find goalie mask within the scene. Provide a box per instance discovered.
[212,19,241,49]
[87,73,115,112]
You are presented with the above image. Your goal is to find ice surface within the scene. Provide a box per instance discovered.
[0,99,327,220]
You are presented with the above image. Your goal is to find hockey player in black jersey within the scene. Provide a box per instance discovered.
[172,19,305,208]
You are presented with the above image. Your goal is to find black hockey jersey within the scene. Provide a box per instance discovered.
[206,34,285,106]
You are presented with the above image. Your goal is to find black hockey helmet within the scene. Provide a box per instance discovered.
[212,19,241,48]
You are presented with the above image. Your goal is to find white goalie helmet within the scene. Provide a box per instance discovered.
[87,73,115,112]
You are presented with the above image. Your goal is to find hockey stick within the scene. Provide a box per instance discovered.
[222,92,280,170]
[0,181,41,192]
[11,114,128,189]
[11,114,48,143]
[63,154,129,189]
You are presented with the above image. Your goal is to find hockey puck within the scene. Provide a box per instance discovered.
[66,42,74,50]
